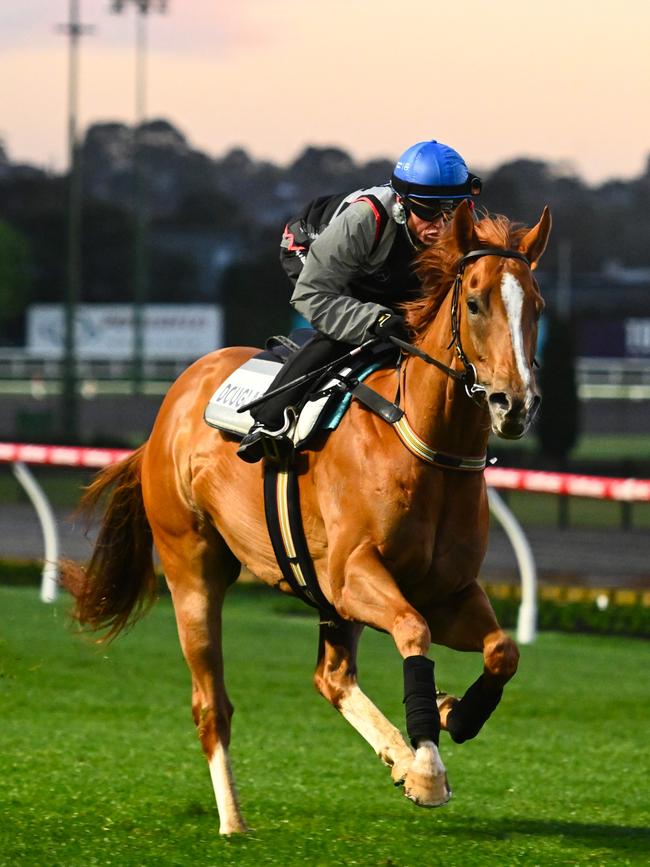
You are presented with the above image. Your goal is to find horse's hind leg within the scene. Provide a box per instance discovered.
[314,620,415,786]
[153,522,246,834]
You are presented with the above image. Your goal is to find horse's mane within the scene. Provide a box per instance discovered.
[402,214,530,341]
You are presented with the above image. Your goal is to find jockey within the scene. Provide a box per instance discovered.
[237,139,482,463]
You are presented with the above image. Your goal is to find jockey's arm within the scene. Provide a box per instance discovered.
[289,202,394,346]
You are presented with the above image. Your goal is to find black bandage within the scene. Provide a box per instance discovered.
[403,655,440,747]
[446,674,503,744]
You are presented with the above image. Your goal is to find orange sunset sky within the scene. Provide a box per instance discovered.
[1,0,649,183]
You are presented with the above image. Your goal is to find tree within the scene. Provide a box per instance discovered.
[536,311,580,461]
[0,220,31,344]
[220,234,292,348]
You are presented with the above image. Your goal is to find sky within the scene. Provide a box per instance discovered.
[1,0,649,184]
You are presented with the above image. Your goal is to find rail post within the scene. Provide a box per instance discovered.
[487,487,538,644]
[11,461,60,603]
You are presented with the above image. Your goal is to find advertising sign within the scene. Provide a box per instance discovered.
[578,318,650,358]
[625,319,650,357]
[27,304,223,360]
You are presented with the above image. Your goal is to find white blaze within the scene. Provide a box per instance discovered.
[500,272,532,397]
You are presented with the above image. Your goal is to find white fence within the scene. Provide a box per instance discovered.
[3,442,649,643]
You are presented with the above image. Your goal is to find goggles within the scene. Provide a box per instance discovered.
[406,197,472,222]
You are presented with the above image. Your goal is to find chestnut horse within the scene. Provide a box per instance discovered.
[65,202,550,834]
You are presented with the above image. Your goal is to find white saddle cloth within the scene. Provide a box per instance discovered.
[204,356,349,444]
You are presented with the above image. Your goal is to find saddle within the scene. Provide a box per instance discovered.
[204,330,400,450]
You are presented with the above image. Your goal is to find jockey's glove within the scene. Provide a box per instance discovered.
[371,313,409,342]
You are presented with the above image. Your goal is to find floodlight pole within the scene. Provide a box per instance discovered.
[133,9,148,393]
[110,1,168,394]
[58,1,92,440]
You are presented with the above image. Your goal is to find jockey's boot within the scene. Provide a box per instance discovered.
[236,420,290,464]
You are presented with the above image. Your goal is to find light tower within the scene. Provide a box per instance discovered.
[57,1,93,440]
[109,1,168,393]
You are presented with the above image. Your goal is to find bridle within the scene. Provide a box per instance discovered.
[391,246,531,403]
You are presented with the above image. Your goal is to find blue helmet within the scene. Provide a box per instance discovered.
[391,140,482,200]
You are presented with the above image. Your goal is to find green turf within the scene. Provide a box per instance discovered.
[1,585,648,866]
[492,432,650,463]
[498,490,650,530]
[0,465,95,509]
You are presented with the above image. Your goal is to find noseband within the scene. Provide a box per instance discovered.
[392,247,531,402]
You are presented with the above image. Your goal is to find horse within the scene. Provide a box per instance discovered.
[63,201,551,834]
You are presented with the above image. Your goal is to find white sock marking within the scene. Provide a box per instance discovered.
[339,684,413,762]
[412,739,446,778]
[208,744,246,834]
[500,272,532,396]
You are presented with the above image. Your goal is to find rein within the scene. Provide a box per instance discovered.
[391,246,531,402]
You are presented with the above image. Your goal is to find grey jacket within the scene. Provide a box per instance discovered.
[287,185,411,345]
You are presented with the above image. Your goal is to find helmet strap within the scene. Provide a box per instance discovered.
[402,218,425,251]
[392,194,421,248]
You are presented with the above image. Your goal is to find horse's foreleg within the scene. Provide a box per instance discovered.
[154,525,247,835]
[333,549,450,807]
[446,628,519,744]
[427,582,520,744]
[313,620,414,785]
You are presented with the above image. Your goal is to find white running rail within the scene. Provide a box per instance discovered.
[487,488,537,644]
[3,441,649,643]
[11,461,60,603]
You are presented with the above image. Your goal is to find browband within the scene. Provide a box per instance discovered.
[458,248,530,268]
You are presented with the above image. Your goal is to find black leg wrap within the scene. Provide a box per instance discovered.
[446,674,503,744]
[403,656,440,747]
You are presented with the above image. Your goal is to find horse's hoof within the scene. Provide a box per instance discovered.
[403,742,451,807]
[403,770,451,807]
[218,818,249,835]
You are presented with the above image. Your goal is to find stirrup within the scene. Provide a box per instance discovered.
[258,408,295,464]
[237,409,295,465]
[259,407,295,438]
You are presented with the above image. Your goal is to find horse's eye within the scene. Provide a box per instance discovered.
[467,299,480,315]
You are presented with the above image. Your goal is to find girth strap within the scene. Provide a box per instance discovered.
[263,459,340,621]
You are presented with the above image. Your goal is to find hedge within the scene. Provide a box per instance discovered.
[2,561,648,638]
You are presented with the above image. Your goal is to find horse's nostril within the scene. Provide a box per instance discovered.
[530,394,542,419]
[489,392,510,412]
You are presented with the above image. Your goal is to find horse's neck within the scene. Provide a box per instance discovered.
[404,297,489,458]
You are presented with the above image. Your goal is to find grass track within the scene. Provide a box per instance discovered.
[1,585,649,867]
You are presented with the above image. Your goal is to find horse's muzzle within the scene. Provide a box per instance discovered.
[487,391,540,439]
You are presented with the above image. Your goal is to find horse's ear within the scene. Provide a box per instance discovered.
[519,206,552,270]
[452,199,480,253]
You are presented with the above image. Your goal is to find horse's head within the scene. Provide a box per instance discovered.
[451,202,551,438]
[412,203,551,440]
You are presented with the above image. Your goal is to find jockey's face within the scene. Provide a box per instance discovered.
[407,210,446,246]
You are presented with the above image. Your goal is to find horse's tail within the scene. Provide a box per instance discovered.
[62,444,157,642]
